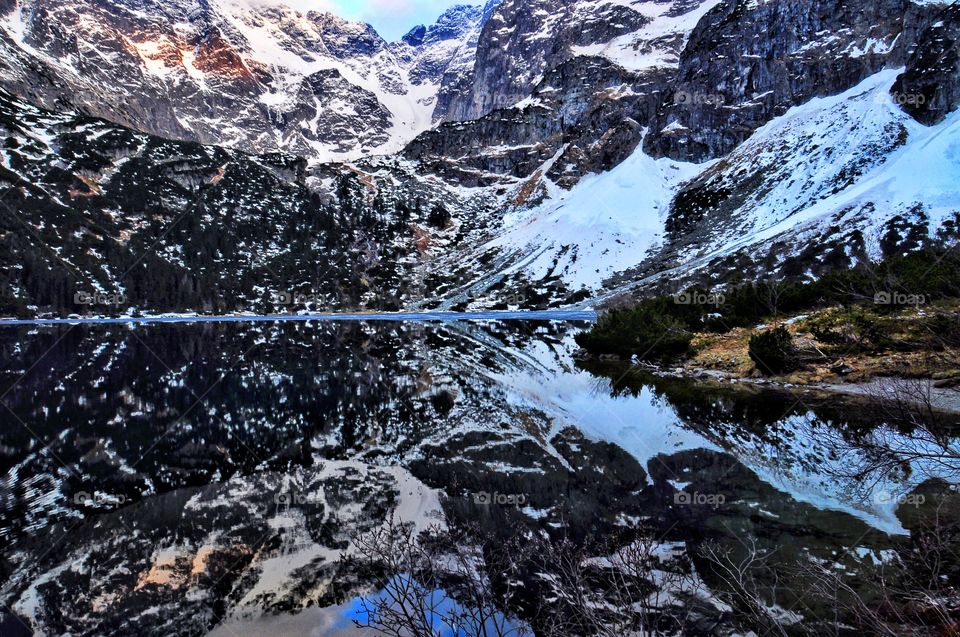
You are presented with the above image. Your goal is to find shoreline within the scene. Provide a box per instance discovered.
[580,357,960,416]
[0,310,599,326]
[636,364,960,415]
[580,300,960,416]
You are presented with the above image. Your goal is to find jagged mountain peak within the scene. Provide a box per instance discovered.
[401,2,482,47]
[434,0,720,122]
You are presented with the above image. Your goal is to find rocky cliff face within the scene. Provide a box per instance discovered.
[895,2,960,125]
[404,56,670,188]
[393,0,960,309]
[642,0,945,162]
[406,0,721,189]
[0,0,481,159]
[393,3,484,88]
[430,0,502,123]
[437,0,711,123]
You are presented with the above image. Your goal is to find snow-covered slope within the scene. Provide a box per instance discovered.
[569,0,722,73]
[482,151,705,290]
[710,72,958,248]
[421,67,960,306]
[626,68,960,291]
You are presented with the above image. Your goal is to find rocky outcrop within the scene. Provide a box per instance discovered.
[430,0,503,123]
[894,2,960,125]
[643,0,943,162]
[438,0,653,122]
[405,56,670,187]
[410,0,719,187]
[394,3,484,87]
[294,69,395,153]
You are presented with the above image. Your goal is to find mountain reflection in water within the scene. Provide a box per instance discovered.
[0,319,956,636]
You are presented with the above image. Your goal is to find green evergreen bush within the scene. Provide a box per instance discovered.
[749,326,798,375]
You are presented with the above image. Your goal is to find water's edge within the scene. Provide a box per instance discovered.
[0,310,598,326]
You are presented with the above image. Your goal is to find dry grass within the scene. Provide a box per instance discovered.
[684,300,960,386]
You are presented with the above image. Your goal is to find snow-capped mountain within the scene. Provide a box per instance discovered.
[393,3,486,109]
[395,0,960,306]
[438,0,720,122]
[0,0,958,317]
[473,68,960,302]
[0,0,486,159]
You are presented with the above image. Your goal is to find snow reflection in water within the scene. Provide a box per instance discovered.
[0,319,955,636]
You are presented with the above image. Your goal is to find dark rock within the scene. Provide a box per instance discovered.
[644,0,930,162]
[830,363,856,376]
[437,0,656,122]
[402,24,428,46]
[894,2,960,125]
[407,56,669,186]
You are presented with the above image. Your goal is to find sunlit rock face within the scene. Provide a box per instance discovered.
[0,0,484,160]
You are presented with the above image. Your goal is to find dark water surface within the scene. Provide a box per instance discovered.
[0,319,956,635]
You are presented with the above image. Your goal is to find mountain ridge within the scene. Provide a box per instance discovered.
[0,0,958,319]
[0,0,489,159]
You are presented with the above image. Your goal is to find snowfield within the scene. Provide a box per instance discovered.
[475,68,960,299]
[486,148,707,290]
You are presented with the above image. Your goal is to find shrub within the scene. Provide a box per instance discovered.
[576,303,693,362]
[749,326,798,375]
[805,307,888,352]
[924,310,960,349]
